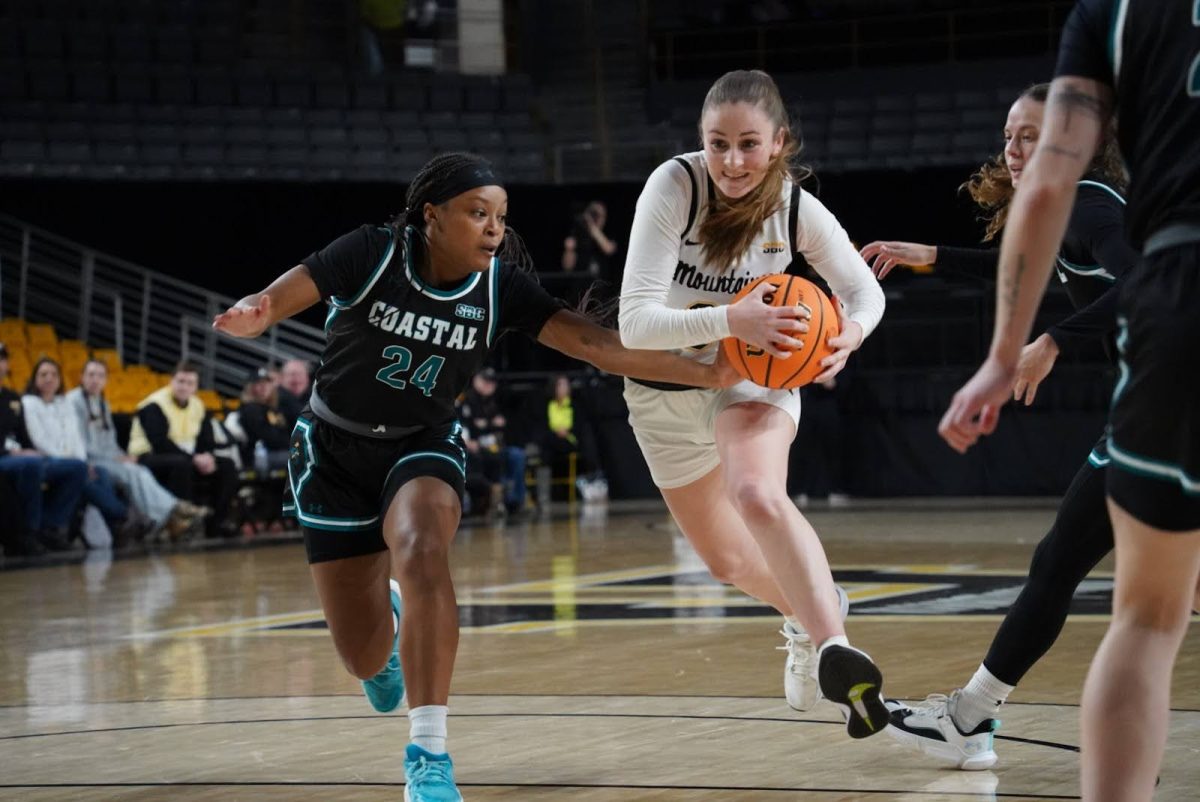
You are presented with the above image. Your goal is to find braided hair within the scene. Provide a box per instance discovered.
[390,152,534,272]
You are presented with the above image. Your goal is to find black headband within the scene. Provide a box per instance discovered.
[425,162,502,206]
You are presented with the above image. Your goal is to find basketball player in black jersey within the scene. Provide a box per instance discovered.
[940,1,1200,796]
[213,152,738,802]
[861,83,1137,770]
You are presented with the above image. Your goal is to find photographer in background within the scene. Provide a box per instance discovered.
[561,201,619,278]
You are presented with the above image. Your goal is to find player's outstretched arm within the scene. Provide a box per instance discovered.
[538,309,739,389]
[212,266,322,339]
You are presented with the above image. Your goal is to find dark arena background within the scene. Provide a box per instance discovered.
[1,2,1196,801]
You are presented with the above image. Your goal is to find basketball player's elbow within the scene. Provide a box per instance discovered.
[617,311,649,349]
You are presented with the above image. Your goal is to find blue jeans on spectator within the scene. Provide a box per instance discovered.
[84,464,129,525]
[501,445,526,511]
[0,455,87,531]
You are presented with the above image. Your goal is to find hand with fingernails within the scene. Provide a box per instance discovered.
[213,295,272,339]
[813,298,863,383]
[726,280,809,359]
[859,241,937,280]
[938,355,1016,453]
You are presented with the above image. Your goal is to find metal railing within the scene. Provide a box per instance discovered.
[0,213,324,397]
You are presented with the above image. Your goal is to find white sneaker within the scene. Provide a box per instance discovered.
[781,584,851,711]
[885,691,999,770]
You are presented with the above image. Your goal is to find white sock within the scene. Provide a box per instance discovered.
[783,615,803,635]
[409,705,448,755]
[817,634,850,657]
[955,664,1014,730]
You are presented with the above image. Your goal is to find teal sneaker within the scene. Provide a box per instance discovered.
[404,744,462,802]
[362,578,405,713]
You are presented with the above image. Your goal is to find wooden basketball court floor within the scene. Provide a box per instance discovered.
[2,499,1198,801]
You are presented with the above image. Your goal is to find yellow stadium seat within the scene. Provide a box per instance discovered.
[93,349,123,372]
[27,344,59,363]
[0,320,27,346]
[197,389,223,412]
[26,323,58,346]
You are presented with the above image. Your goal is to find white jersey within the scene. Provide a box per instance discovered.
[619,151,885,361]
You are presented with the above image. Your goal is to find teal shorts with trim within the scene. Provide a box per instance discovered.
[284,414,466,562]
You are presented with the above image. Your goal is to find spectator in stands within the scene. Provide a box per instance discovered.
[227,366,292,535]
[69,359,208,540]
[460,421,503,518]
[237,366,293,470]
[278,358,312,425]
[0,342,86,553]
[543,374,607,501]
[22,357,154,545]
[127,361,240,538]
[561,201,619,277]
[458,368,527,514]
[0,472,36,557]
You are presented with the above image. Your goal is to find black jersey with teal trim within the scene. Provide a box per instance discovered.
[1046,176,1138,359]
[302,225,563,431]
[1056,0,1200,248]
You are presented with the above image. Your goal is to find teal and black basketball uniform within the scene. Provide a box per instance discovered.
[284,224,563,561]
[1057,0,1200,530]
[1050,173,1137,470]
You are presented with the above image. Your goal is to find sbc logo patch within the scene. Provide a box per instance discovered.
[455,304,485,321]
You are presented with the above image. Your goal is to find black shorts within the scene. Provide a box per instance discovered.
[283,414,466,563]
[1106,243,1200,531]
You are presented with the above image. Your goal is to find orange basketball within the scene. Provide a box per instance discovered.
[721,273,840,390]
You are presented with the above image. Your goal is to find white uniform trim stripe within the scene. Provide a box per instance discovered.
[297,512,381,527]
[1108,440,1200,493]
[1077,179,1126,205]
[1055,256,1117,281]
[1111,0,1132,81]
[331,227,397,310]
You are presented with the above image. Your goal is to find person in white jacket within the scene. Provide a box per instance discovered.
[618,69,888,739]
[22,357,153,545]
[68,359,208,540]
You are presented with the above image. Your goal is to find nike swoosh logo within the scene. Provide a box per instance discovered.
[684,239,701,246]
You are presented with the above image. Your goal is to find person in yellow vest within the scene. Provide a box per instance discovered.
[543,374,606,501]
[127,361,239,538]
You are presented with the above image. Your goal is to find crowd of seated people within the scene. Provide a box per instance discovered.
[71,358,210,539]
[2,332,628,552]
[0,341,87,556]
[0,340,315,557]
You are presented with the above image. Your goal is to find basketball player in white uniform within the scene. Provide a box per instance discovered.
[618,70,889,738]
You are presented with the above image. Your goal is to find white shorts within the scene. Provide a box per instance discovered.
[624,378,801,489]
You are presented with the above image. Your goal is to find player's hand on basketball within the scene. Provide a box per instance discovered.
[213,294,272,339]
[813,299,862,383]
[727,280,809,358]
[938,356,1017,453]
[859,241,937,280]
[1012,333,1059,406]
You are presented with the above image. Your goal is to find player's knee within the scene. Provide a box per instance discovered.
[729,480,790,523]
[1114,589,1195,634]
[341,648,388,680]
[703,551,754,585]
[393,527,451,576]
